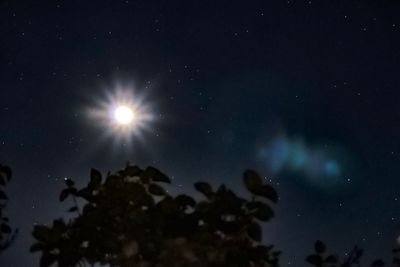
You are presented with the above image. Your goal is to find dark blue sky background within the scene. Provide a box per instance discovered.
[2,0,400,266]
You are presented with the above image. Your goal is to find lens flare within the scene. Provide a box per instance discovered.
[114,105,134,125]
[87,82,156,146]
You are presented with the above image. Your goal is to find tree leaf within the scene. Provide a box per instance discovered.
[194,182,213,198]
[314,240,326,254]
[89,168,102,189]
[30,243,45,252]
[371,260,385,267]
[144,166,171,183]
[64,178,74,188]
[246,222,262,242]
[254,185,278,203]
[0,223,11,233]
[76,187,92,201]
[68,206,78,212]
[158,196,178,214]
[148,183,166,196]
[0,165,11,181]
[59,188,77,202]
[40,253,57,267]
[325,254,338,263]
[125,165,143,177]
[0,190,8,200]
[243,170,263,194]
[175,194,196,208]
[253,202,274,221]
[32,225,51,242]
[306,254,323,266]
[216,184,228,194]
[59,189,69,202]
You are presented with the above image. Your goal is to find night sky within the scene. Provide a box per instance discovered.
[1,0,400,266]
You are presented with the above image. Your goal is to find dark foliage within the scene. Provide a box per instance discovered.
[31,165,280,267]
[306,240,400,267]
[29,163,400,267]
[0,163,17,253]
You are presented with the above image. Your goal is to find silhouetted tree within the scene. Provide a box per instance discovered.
[0,163,16,252]
[31,163,400,267]
[31,165,280,267]
[305,240,400,267]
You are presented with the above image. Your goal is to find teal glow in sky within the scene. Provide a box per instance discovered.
[259,135,344,188]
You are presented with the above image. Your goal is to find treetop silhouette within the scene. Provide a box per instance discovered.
[29,163,400,267]
[0,163,16,253]
[31,165,280,267]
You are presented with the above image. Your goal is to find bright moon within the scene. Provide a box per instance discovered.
[114,105,134,125]
[87,84,155,143]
